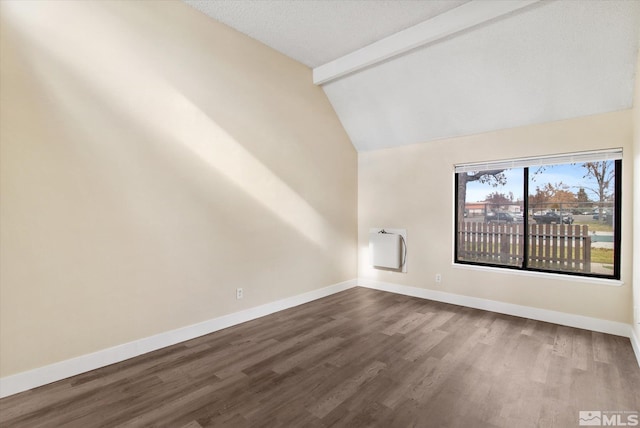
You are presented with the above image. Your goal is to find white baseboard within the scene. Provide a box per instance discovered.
[0,279,358,398]
[358,278,636,347]
[2,277,637,398]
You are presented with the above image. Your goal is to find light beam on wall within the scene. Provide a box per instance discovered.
[3,0,330,248]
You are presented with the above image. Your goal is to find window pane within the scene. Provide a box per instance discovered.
[456,168,524,267]
[528,161,616,276]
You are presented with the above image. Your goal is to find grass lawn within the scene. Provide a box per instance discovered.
[576,221,614,232]
[591,247,614,264]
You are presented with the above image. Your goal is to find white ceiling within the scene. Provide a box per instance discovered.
[183,0,640,151]
[183,0,470,68]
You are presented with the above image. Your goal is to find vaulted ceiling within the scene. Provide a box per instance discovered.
[184,0,640,151]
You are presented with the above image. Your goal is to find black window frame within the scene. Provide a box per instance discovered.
[454,159,621,280]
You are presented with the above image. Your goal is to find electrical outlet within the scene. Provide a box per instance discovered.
[435,274,442,283]
[236,288,243,300]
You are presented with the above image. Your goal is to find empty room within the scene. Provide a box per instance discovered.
[1,0,639,426]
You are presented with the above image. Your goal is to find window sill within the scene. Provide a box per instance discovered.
[452,262,623,287]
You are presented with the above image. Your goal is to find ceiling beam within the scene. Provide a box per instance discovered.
[313,0,539,86]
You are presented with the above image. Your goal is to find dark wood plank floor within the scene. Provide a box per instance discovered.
[1,287,639,427]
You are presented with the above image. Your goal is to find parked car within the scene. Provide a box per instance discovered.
[592,210,608,221]
[532,211,573,224]
[485,212,515,224]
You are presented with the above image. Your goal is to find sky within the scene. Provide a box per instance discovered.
[464,163,612,203]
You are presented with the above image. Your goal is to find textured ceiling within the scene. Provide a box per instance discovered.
[183,0,640,151]
[322,0,640,150]
[182,0,469,68]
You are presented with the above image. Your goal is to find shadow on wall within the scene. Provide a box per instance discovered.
[2,0,332,249]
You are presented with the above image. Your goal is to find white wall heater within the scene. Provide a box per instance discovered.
[369,228,407,272]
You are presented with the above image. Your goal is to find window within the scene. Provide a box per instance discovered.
[454,150,621,279]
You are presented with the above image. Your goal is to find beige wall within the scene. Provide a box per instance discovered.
[359,110,634,323]
[633,50,640,340]
[0,0,357,377]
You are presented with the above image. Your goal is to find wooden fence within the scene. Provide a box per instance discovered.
[457,222,591,272]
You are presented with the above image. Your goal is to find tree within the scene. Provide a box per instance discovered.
[582,161,614,222]
[457,170,506,222]
[529,182,577,211]
[485,191,512,210]
[575,187,591,212]
[576,187,590,203]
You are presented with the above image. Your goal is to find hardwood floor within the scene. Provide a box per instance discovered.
[1,287,639,427]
